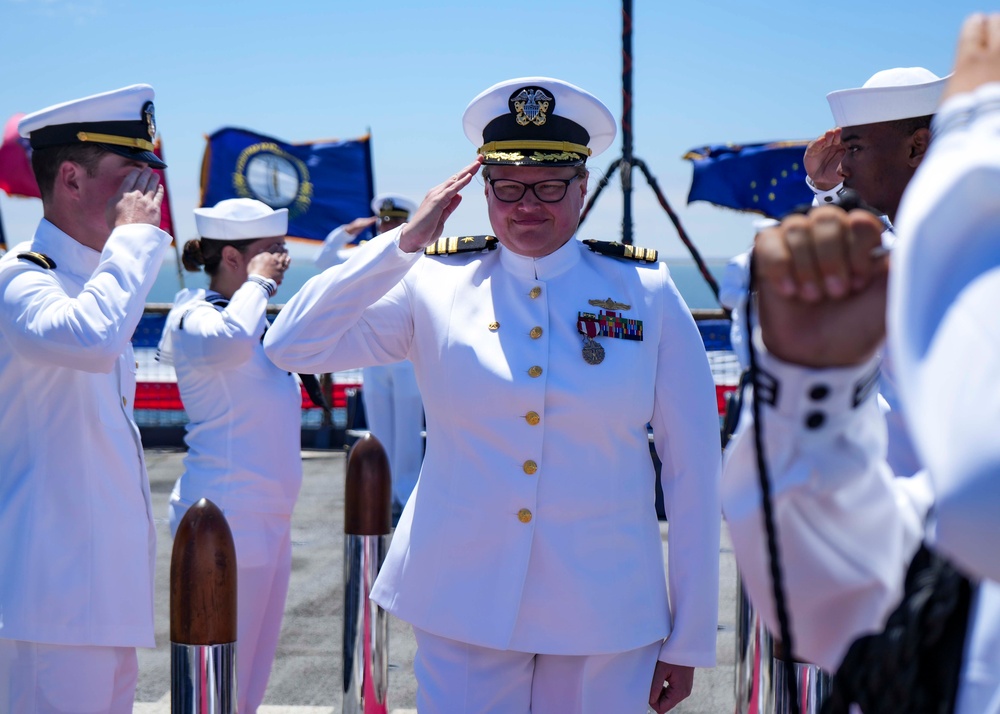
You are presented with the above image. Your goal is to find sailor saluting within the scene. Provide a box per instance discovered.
[722,13,1000,714]
[0,85,171,712]
[264,76,721,713]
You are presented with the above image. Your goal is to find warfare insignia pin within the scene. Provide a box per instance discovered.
[511,87,552,127]
[588,297,631,311]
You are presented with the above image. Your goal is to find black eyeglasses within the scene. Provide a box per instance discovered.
[486,176,580,203]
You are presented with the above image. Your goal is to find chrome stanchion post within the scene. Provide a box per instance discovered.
[343,433,391,714]
[772,658,832,714]
[170,498,238,714]
[735,570,776,714]
[735,573,758,713]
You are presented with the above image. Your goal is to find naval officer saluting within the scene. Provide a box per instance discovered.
[0,85,171,713]
[315,193,426,517]
[265,77,721,713]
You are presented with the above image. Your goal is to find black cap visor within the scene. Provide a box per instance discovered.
[100,143,166,169]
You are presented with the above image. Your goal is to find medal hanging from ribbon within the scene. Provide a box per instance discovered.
[577,312,606,365]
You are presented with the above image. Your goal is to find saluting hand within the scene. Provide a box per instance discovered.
[942,13,1000,101]
[398,157,482,253]
[648,661,695,713]
[803,128,845,192]
[107,167,164,230]
[344,216,379,236]
[754,205,888,368]
[248,246,291,289]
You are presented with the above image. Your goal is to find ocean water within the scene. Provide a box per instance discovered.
[148,251,729,311]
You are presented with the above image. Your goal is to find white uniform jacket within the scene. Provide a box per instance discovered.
[157,281,302,515]
[265,229,722,665]
[723,83,1000,713]
[0,219,170,647]
[314,224,359,271]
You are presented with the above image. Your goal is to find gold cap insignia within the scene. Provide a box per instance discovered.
[512,88,552,127]
[142,101,156,140]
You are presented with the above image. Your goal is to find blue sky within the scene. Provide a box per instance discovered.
[0,0,982,261]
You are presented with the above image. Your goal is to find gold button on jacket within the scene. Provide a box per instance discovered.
[523,460,537,475]
[529,326,543,339]
[525,411,540,426]
[529,286,542,299]
[528,366,543,378]
[517,508,533,523]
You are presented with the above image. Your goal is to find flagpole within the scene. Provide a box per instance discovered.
[621,0,634,246]
[0,196,8,251]
[576,0,721,305]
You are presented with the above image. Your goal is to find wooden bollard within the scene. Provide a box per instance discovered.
[343,433,392,714]
[170,498,238,713]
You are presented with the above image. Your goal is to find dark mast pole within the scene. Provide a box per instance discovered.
[621,0,634,245]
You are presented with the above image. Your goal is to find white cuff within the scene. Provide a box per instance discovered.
[806,175,844,206]
[752,330,881,433]
[247,274,277,298]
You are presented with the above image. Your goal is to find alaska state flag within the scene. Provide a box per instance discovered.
[200,127,375,242]
[684,141,813,220]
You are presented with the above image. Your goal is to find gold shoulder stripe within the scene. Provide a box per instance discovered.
[424,235,498,256]
[17,251,57,270]
[582,240,658,263]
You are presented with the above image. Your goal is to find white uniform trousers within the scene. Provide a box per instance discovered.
[362,361,424,506]
[0,639,138,714]
[170,505,293,714]
[413,628,661,714]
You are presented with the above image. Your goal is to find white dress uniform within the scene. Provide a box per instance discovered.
[0,83,172,713]
[158,283,303,518]
[721,82,1000,712]
[718,247,752,372]
[315,193,425,508]
[314,223,356,269]
[158,200,304,714]
[0,220,171,712]
[0,220,169,647]
[265,227,722,663]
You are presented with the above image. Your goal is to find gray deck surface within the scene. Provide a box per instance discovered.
[133,447,737,713]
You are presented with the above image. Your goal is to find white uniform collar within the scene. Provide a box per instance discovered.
[32,219,102,279]
[498,235,580,280]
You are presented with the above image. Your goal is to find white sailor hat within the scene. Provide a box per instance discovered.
[463,77,616,166]
[371,193,417,221]
[18,84,165,169]
[194,199,288,240]
[826,67,948,127]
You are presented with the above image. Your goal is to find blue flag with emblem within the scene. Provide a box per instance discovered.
[683,140,813,220]
[199,127,375,243]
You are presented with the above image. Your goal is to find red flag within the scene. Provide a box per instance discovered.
[152,138,174,238]
[0,113,40,198]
